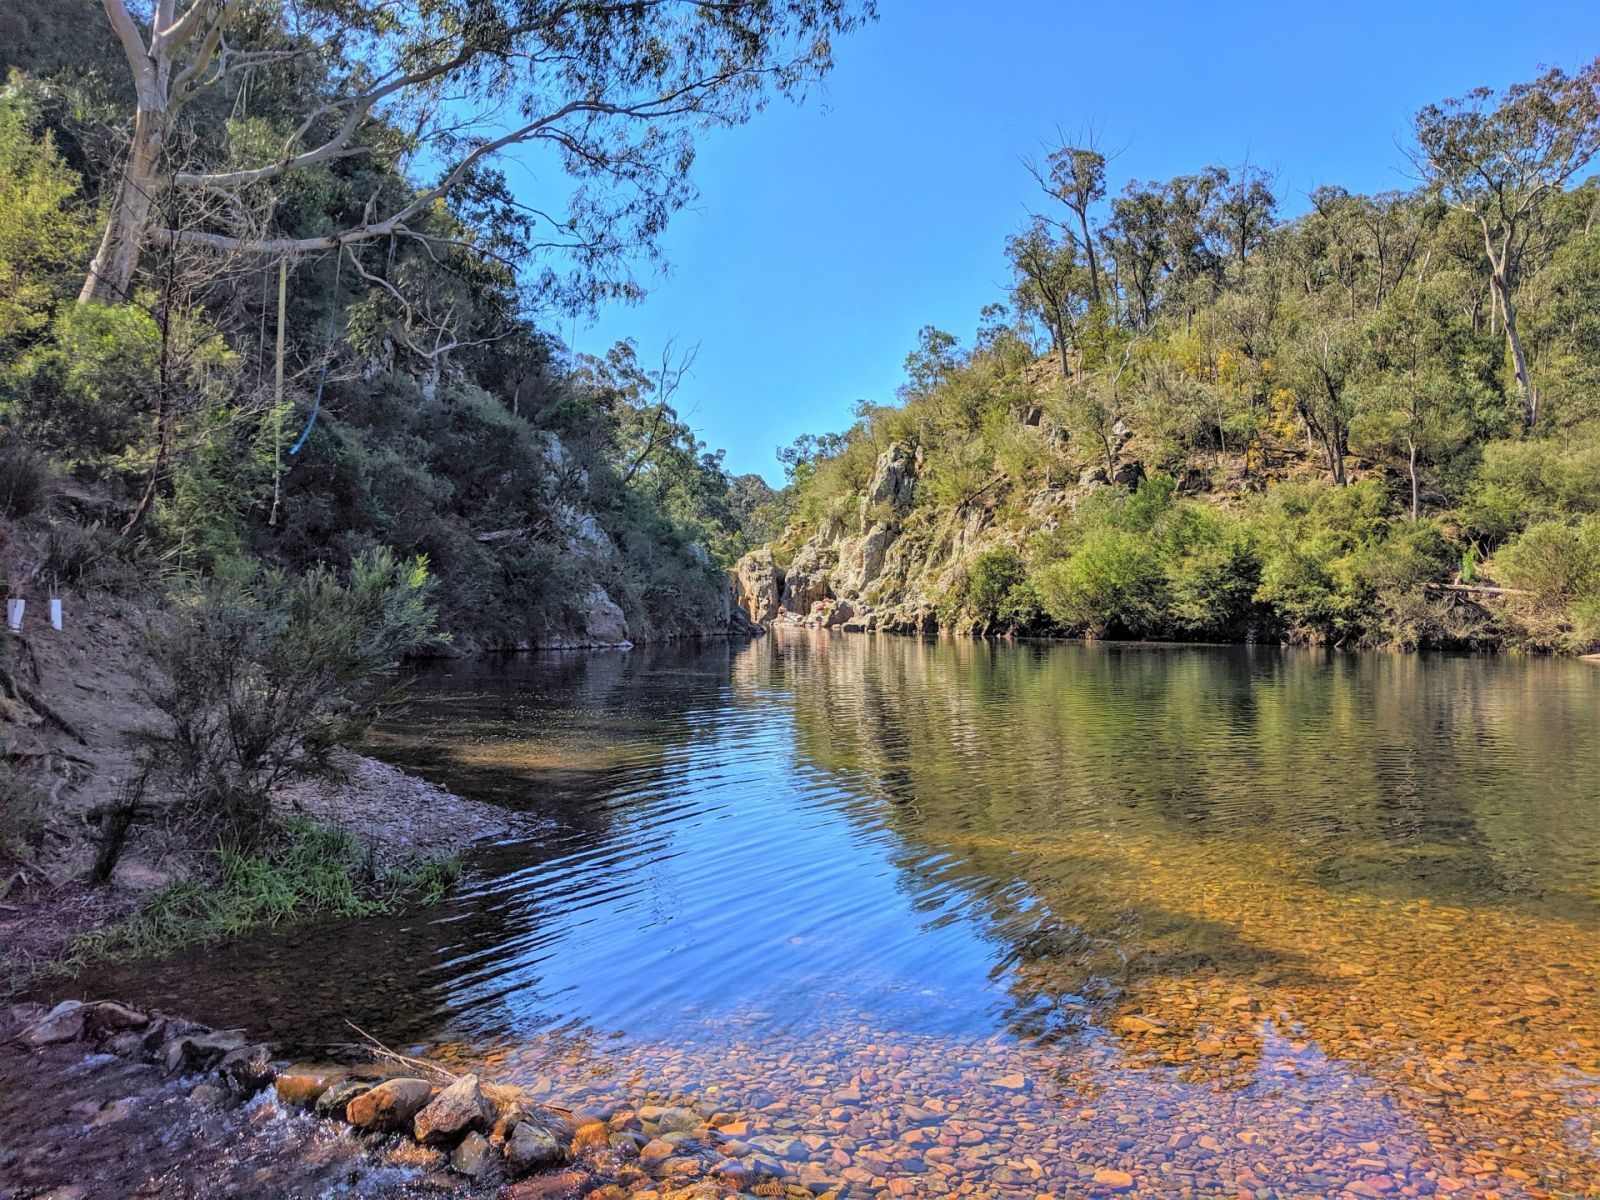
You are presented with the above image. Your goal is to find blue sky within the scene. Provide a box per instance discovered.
[568,0,1599,484]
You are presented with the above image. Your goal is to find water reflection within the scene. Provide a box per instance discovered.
[75,634,1600,1196]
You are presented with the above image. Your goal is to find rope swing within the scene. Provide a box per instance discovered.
[290,246,342,457]
[265,246,345,528]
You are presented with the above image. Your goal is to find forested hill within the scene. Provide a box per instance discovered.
[734,63,1600,653]
[0,0,841,651]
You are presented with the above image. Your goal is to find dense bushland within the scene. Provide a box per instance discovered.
[0,0,853,924]
[774,62,1600,652]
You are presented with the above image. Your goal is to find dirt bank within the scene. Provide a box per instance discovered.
[0,588,536,991]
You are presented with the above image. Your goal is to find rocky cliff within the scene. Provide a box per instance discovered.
[731,438,1110,635]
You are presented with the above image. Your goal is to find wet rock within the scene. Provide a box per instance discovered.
[504,1168,588,1199]
[638,1105,698,1134]
[188,1081,230,1107]
[83,1001,148,1037]
[21,1001,86,1046]
[414,1073,493,1145]
[275,1068,346,1109]
[315,1078,372,1119]
[748,1134,807,1161]
[449,1130,495,1178]
[1093,1167,1135,1191]
[162,1029,248,1073]
[639,1137,676,1163]
[992,1072,1030,1092]
[504,1121,565,1173]
[346,1077,435,1131]
[104,1030,146,1058]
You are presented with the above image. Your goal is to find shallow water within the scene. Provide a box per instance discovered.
[79,634,1600,1197]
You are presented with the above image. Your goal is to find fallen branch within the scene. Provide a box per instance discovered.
[1422,583,1532,597]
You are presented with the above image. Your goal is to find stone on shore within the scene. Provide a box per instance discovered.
[346,1077,435,1131]
[20,1001,85,1046]
[414,1073,493,1144]
[504,1121,565,1173]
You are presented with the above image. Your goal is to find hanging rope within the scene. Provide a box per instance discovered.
[288,245,343,457]
[269,255,287,526]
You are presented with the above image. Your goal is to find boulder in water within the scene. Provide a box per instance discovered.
[504,1121,565,1173]
[346,1077,435,1131]
[450,1130,496,1178]
[414,1074,493,1145]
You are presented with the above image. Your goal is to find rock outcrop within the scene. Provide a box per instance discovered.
[730,548,784,624]
[740,427,1144,635]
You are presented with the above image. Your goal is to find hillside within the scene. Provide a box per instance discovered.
[734,66,1600,654]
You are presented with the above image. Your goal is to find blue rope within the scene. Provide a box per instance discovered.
[288,248,342,456]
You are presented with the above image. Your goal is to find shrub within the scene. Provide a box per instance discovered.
[962,546,1034,629]
[1032,528,1166,636]
[1494,519,1600,607]
[0,436,53,519]
[136,548,440,848]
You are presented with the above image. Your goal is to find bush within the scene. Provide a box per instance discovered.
[0,436,53,519]
[1032,528,1166,636]
[136,548,440,848]
[41,521,151,595]
[1494,519,1600,607]
[960,546,1034,629]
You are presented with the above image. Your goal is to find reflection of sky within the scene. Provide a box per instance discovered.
[429,701,1010,1045]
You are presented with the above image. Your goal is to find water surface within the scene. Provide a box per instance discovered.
[85,634,1600,1197]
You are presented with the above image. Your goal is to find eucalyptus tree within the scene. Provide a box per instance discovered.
[1006,216,1080,377]
[1028,140,1107,307]
[1102,182,1166,328]
[79,0,874,305]
[1412,59,1600,428]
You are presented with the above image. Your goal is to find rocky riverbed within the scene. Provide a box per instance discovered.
[0,999,828,1200]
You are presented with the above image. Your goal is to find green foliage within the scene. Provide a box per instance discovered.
[1033,529,1166,636]
[136,550,440,848]
[1464,432,1600,539]
[945,546,1038,630]
[0,92,90,351]
[0,434,54,519]
[66,819,460,966]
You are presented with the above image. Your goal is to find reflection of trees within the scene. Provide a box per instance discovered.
[79,642,749,1051]
[760,633,1600,1061]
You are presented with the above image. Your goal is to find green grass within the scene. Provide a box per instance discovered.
[64,819,460,968]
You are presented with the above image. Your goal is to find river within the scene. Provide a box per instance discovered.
[78,632,1600,1197]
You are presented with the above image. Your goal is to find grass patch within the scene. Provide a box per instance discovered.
[65,819,460,967]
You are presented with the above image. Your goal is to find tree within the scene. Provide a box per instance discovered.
[1006,217,1079,376]
[1029,140,1107,307]
[1200,162,1277,279]
[79,0,874,305]
[1412,59,1600,428]
[1279,299,1361,485]
[1350,288,1481,519]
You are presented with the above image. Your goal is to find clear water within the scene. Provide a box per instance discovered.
[76,634,1600,1197]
